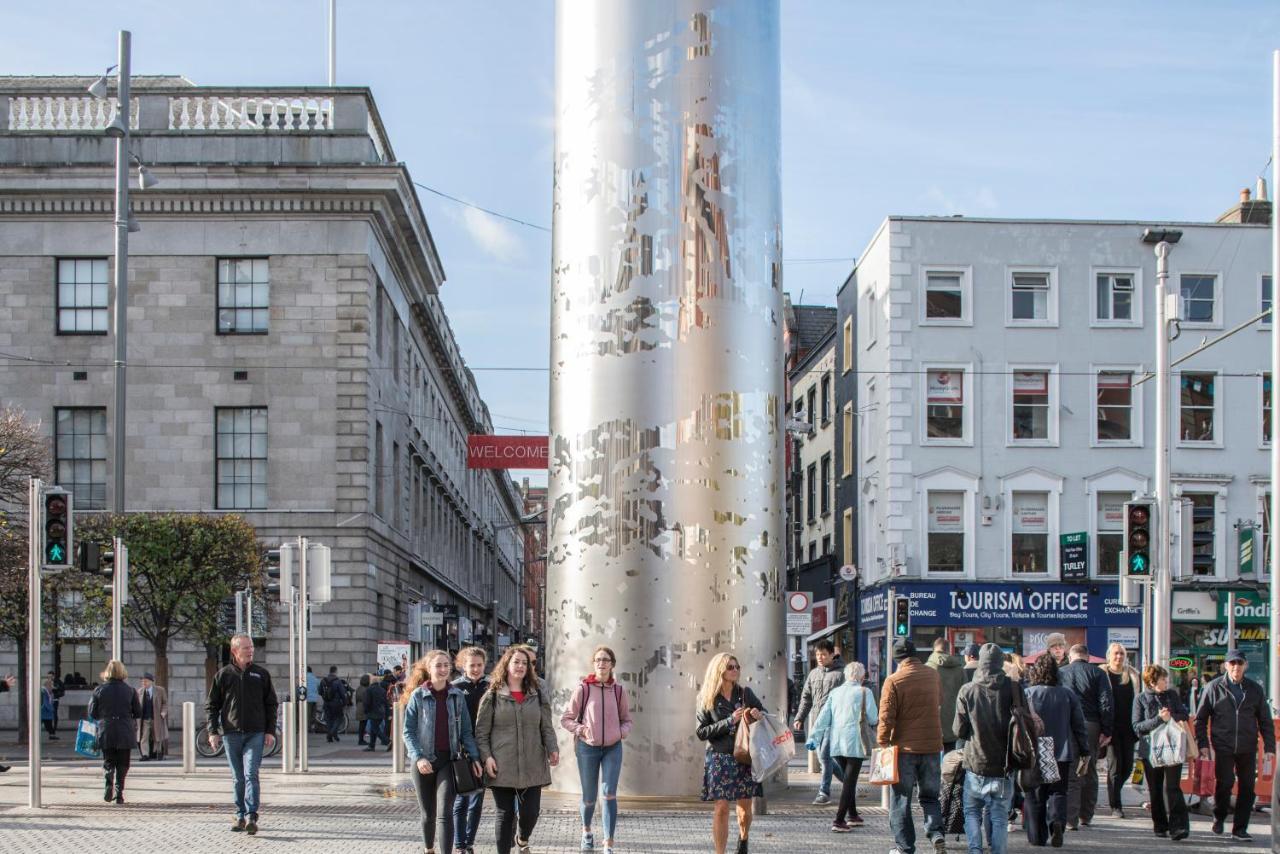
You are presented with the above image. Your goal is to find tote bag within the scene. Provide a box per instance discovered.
[869,745,899,785]
[1149,720,1187,767]
[857,687,876,756]
[74,718,101,759]
[1036,736,1060,783]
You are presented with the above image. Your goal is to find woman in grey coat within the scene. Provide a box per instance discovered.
[475,645,559,854]
[88,659,141,804]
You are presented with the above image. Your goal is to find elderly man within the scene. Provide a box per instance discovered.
[136,672,169,761]
[206,634,278,836]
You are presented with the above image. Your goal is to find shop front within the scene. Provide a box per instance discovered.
[858,581,1142,685]
[1171,588,1270,693]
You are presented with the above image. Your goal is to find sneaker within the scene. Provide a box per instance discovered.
[848,815,865,827]
[1050,822,1064,848]
[1111,808,1125,819]
[246,815,258,836]
[1154,830,1168,838]
[231,818,246,832]
[1171,830,1189,841]
[581,832,595,850]
[830,821,852,833]
[813,792,831,805]
[517,838,531,853]
[932,836,946,854]
[1231,831,1253,842]
[1066,822,1079,832]
[1212,819,1225,835]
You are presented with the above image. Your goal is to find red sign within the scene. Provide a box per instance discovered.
[467,435,549,469]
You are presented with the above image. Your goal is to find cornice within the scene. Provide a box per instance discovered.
[0,191,382,216]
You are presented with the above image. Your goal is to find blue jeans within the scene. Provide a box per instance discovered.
[889,751,943,854]
[819,731,845,795]
[453,789,485,847]
[576,740,624,840]
[963,772,1013,854]
[222,731,265,819]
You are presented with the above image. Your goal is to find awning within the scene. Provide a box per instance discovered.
[805,620,850,644]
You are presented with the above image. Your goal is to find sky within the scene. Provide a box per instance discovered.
[5,1,1280,487]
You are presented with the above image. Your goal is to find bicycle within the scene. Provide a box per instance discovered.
[310,705,350,735]
[195,721,282,758]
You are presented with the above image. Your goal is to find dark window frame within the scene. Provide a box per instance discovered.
[215,257,270,336]
[53,405,108,510]
[214,406,268,510]
[55,257,110,336]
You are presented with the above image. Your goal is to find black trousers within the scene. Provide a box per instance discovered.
[411,764,458,853]
[1214,750,1258,834]
[102,747,131,791]
[491,786,542,854]
[1146,760,1188,835]
[1106,738,1136,809]
[1024,761,1069,846]
[835,756,864,823]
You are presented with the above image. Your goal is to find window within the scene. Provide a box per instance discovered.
[927,491,965,574]
[1012,370,1051,441]
[842,317,853,374]
[807,386,817,429]
[1262,275,1272,328]
[1188,492,1217,576]
[842,403,853,477]
[56,258,108,334]
[820,375,831,424]
[54,407,107,510]
[1265,373,1273,448]
[1011,491,1049,574]
[1263,492,1273,578]
[923,269,968,322]
[842,508,854,566]
[862,289,878,348]
[864,379,878,462]
[1009,270,1053,323]
[820,453,831,515]
[374,421,385,517]
[216,258,269,334]
[391,318,401,382]
[392,442,401,529]
[806,463,817,523]
[1179,372,1216,444]
[1095,272,1135,323]
[215,407,267,510]
[375,285,386,359]
[1096,371,1134,443]
[821,534,832,556]
[808,542,817,562]
[1096,492,1128,576]
[1179,274,1218,326]
[926,368,965,441]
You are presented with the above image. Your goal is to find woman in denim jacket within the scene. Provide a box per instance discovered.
[403,649,483,854]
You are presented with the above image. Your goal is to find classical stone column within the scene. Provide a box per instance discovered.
[547,0,784,797]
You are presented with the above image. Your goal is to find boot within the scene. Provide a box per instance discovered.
[115,787,125,804]
[115,769,127,804]
[103,769,114,802]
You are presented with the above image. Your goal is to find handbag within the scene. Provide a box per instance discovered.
[869,745,899,785]
[1190,755,1215,797]
[731,687,752,766]
[75,718,101,759]
[1036,736,1060,783]
[1149,720,1187,767]
[857,687,876,755]
[451,754,482,794]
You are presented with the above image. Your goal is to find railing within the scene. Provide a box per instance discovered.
[0,87,394,162]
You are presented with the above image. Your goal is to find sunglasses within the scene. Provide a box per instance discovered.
[724,663,741,671]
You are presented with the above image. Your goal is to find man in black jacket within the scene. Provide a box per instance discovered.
[1059,644,1113,829]
[1194,649,1276,840]
[953,643,1015,854]
[206,634,278,836]
[319,666,348,742]
[0,673,15,772]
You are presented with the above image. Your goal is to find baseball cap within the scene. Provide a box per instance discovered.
[963,643,981,659]
[1225,649,1247,664]
[893,638,917,660]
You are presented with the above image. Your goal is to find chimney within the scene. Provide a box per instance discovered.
[1216,185,1272,225]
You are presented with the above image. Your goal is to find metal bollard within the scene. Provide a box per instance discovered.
[282,703,295,774]
[182,702,195,773]
[392,703,405,773]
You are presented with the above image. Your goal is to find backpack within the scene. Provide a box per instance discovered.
[318,679,332,702]
[1006,681,1043,772]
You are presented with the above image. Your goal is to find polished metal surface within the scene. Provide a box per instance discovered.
[547,0,784,797]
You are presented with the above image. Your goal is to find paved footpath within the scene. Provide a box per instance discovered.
[0,746,1271,853]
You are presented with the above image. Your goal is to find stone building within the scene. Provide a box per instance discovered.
[0,77,524,722]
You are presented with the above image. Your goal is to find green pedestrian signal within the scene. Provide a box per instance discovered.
[42,488,73,569]
[1123,499,1153,577]
[48,543,64,562]
[1129,553,1146,574]
[893,596,911,637]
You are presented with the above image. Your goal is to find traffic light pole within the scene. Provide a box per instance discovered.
[1152,239,1174,667]
[111,30,131,520]
[110,536,126,661]
[882,585,894,812]
[298,535,309,773]
[28,477,42,809]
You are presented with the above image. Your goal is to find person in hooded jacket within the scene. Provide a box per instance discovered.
[792,639,845,804]
[88,659,141,804]
[561,645,634,854]
[452,647,489,854]
[953,644,1016,854]
[928,638,967,753]
[1023,654,1089,848]
[1133,664,1190,841]
[807,661,878,832]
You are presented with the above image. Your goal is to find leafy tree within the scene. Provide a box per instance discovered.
[75,513,264,688]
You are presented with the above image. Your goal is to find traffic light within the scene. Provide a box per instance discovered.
[77,541,101,574]
[893,595,911,637]
[43,487,73,568]
[1124,498,1155,577]
[274,542,295,603]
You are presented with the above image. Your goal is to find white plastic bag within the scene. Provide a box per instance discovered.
[747,712,795,783]
[1149,720,1187,767]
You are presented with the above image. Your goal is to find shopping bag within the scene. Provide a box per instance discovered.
[74,718,101,759]
[747,712,795,783]
[732,711,753,766]
[1036,736,1060,783]
[1190,756,1215,797]
[1149,720,1187,768]
[869,745,899,785]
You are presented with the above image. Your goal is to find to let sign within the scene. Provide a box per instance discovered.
[467,435,549,469]
[1060,532,1087,581]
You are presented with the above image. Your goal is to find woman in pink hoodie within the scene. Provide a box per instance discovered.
[560,645,633,853]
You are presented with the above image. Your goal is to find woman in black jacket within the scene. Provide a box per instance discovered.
[696,653,764,854]
[88,659,141,804]
[1133,664,1190,840]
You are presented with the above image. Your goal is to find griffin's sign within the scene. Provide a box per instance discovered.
[467,435,549,469]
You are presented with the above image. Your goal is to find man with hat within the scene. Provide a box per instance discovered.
[1043,633,1068,665]
[136,672,169,761]
[878,638,945,854]
[961,643,981,684]
[1194,649,1276,841]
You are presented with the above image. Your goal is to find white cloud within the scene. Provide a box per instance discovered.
[923,185,1000,216]
[462,206,523,263]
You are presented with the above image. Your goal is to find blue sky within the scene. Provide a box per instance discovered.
[6,2,1280,481]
